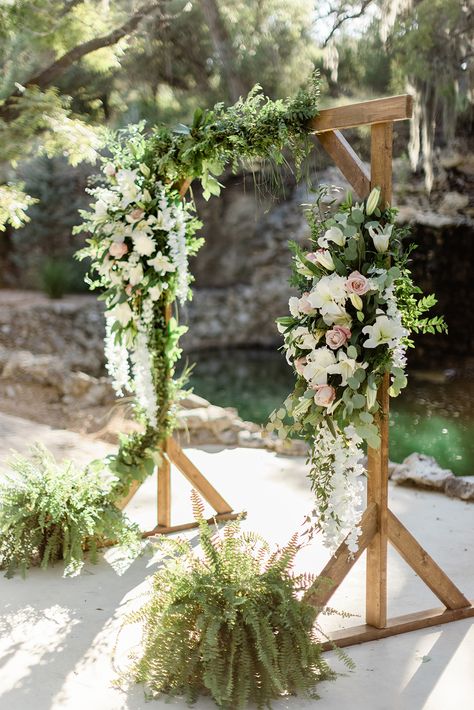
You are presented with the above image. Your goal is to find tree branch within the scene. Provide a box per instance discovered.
[0,1,169,123]
[322,0,375,48]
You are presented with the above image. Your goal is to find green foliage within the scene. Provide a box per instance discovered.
[0,444,140,577]
[113,76,320,199]
[394,246,448,345]
[126,494,338,708]
[39,258,78,299]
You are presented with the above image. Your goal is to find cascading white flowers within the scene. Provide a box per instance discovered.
[76,161,202,428]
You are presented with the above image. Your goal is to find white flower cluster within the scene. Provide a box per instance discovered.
[79,162,198,428]
[310,424,365,554]
[130,329,158,427]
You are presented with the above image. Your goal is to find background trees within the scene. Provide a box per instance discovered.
[0,0,472,288]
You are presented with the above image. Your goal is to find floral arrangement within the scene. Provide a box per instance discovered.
[75,126,203,498]
[74,78,320,502]
[270,187,446,553]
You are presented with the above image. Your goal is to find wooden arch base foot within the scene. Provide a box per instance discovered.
[116,436,244,537]
[322,604,474,650]
[306,502,474,650]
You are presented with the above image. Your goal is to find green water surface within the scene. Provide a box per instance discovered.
[190,349,474,476]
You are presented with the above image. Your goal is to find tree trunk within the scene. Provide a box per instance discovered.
[199,0,247,103]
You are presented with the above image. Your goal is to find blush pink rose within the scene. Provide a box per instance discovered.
[294,356,307,375]
[313,384,336,407]
[345,270,369,295]
[298,292,315,314]
[325,325,351,350]
[109,242,128,258]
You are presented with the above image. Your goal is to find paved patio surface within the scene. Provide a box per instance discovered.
[0,412,473,710]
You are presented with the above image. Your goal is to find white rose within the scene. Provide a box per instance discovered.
[133,231,156,256]
[148,285,163,301]
[288,296,300,317]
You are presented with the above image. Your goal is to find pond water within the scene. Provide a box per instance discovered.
[189,349,474,476]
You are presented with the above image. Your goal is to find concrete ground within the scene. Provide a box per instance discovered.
[0,412,473,710]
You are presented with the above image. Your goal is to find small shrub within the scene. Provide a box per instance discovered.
[39,257,81,298]
[127,494,340,709]
[0,444,140,577]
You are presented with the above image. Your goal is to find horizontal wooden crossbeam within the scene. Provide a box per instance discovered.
[309,94,413,134]
[321,603,474,650]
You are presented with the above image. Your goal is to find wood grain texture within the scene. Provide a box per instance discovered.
[143,511,243,537]
[157,444,171,527]
[388,510,470,610]
[306,502,378,608]
[316,130,370,198]
[365,122,393,629]
[322,603,474,650]
[167,437,233,514]
[309,95,413,134]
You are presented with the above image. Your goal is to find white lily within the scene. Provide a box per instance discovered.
[365,187,381,215]
[368,223,393,253]
[148,251,176,273]
[327,351,362,386]
[110,302,133,327]
[362,315,406,348]
[302,347,336,384]
[318,225,346,248]
[314,248,335,271]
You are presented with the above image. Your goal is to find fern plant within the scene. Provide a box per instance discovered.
[126,493,340,709]
[0,444,140,577]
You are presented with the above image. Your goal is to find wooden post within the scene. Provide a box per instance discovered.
[365,122,392,629]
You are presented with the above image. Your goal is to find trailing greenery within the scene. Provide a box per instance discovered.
[0,445,141,577]
[146,75,320,199]
[125,495,340,708]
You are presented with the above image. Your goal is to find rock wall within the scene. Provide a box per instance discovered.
[0,161,472,364]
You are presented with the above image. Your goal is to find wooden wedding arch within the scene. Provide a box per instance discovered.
[118,94,474,647]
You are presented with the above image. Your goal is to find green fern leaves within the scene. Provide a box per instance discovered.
[129,497,335,708]
[0,444,140,577]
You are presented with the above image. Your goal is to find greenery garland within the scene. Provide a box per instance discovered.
[76,76,320,502]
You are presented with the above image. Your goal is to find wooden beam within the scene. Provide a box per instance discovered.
[157,444,171,528]
[115,479,141,511]
[316,130,370,198]
[387,511,470,610]
[365,122,393,629]
[142,511,243,537]
[370,121,393,206]
[321,603,474,650]
[166,437,233,514]
[306,502,378,608]
[309,94,413,134]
